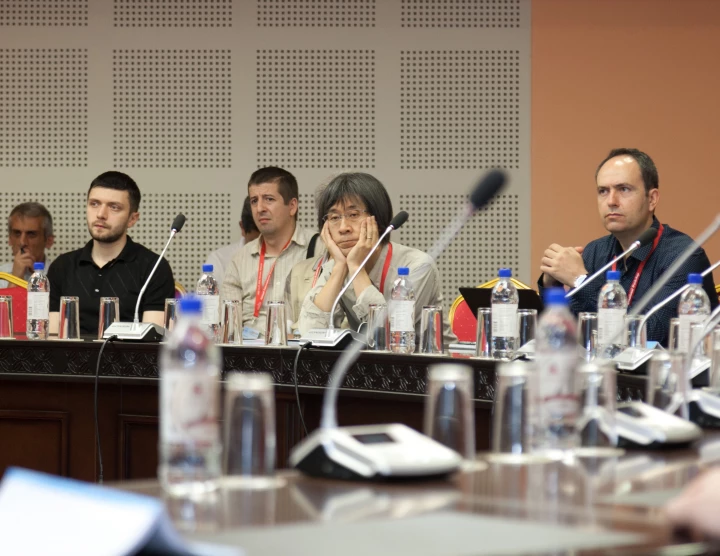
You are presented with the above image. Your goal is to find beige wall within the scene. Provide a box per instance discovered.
[532,0,720,282]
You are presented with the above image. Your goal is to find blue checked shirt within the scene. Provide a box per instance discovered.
[538,217,718,346]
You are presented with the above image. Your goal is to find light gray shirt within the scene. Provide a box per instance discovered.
[298,242,457,346]
[221,226,314,337]
[204,239,245,289]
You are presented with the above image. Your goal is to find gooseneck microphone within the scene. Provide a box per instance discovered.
[328,211,409,329]
[321,169,506,430]
[566,226,658,298]
[102,213,186,341]
[290,170,507,480]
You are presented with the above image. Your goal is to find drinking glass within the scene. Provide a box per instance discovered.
[475,307,492,358]
[59,296,81,340]
[419,305,444,355]
[220,299,242,345]
[98,297,119,340]
[0,296,13,339]
[366,303,389,351]
[577,312,598,361]
[265,301,288,346]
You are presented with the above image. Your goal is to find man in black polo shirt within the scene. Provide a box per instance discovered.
[538,148,717,346]
[48,171,175,336]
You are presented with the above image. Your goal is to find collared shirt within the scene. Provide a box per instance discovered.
[538,217,718,346]
[204,239,245,289]
[298,241,457,347]
[47,237,175,335]
[221,225,315,337]
[0,258,53,289]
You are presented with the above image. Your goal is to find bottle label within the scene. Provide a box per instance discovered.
[536,352,579,423]
[597,308,626,345]
[491,303,518,337]
[27,292,49,320]
[389,300,415,332]
[678,314,707,354]
[200,295,220,326]
[161,369,219,444]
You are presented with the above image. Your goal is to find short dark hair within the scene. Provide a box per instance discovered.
[240,196,258,234]
[8,202,54,238]
[595,148,659,194]
[88,171,141,213]
[317,173,394,244]
[247,166,299,206]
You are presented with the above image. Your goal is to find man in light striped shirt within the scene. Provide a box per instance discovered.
[221,167,315,339]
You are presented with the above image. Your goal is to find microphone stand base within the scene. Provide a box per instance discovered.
[299,328,367,349]
[613,347,656,371]
[102,322,165,342]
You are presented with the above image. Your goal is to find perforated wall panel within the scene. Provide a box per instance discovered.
[113,50,232,168]
[401,50,520,170]
[114,0,232,27]
[0,192,232,291]
[258,0,375,27]
[0,1,88,26]
[0,0,531,294]
[256,50,375,169]
[0,49,88,167]
[401,0,521,28]
[398,194,520,305]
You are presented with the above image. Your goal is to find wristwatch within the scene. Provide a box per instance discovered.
[573,274,587,288]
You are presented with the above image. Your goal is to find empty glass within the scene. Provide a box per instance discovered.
[223,372,277,484]
[668,318,681,354]
[424,364,475,459]
[647,352,689,419]
[58,296,81,340]
[366,303,389,351]
[419,305,444,355]
[624,314,646,349]
[164,298,178,334]
[0,296,13,339]
[98,297,119,340]
[220,299,242,345]
[710,327,720,392]
[574,362,622,456]
[517,309,537,348]
[265,301,287,346]
[491,361,530,457]
[475,307,492,358]
[577,312,598,361]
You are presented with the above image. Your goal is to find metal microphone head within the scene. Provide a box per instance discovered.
[171,213,186,233]
[470,169,507,211]
[636,227,657,248]
[389,211,409,230]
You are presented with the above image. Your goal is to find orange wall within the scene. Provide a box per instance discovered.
[532,0,720,281]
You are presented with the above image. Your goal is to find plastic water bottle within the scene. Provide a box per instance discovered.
[159,296,221,497]
[533,288,579,454]
[597,270,627,359]
[678,273,711,355]
[196,263,220,341]
[389,267,416,354]
[491,268,519,359]
[26,262,49,340]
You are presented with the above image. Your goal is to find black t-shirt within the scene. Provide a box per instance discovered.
[48,236,175,335]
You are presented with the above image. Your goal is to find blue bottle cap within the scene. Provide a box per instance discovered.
[33,262,44,271]
[202,264,213,273]
[543,287,568,305]
[606,270,620,281]
[178,295,202,314]
[398,267,409,276]
[688,273,703,285]
[498,268,512,278]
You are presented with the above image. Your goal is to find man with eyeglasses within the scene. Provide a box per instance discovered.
[221,167,315,339]
[297,172,456,347]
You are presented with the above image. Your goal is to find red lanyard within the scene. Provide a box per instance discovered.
[254,238,293,318]
[311,244,394,293]
[611,224,664,306]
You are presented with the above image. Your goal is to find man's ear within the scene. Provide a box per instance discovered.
[289,198,298,217]
[127,211,140,229]
[45,235,55,250]
[648,188,659,212]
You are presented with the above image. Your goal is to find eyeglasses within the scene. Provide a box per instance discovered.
[323,210,369,227]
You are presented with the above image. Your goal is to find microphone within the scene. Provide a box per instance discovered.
[566,227,657,298]
[102,213,186,342]
[299,211,409,348]
[290,169,507,480]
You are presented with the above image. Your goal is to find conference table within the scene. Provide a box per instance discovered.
[118,438,720,555]
[0,337,648,482]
